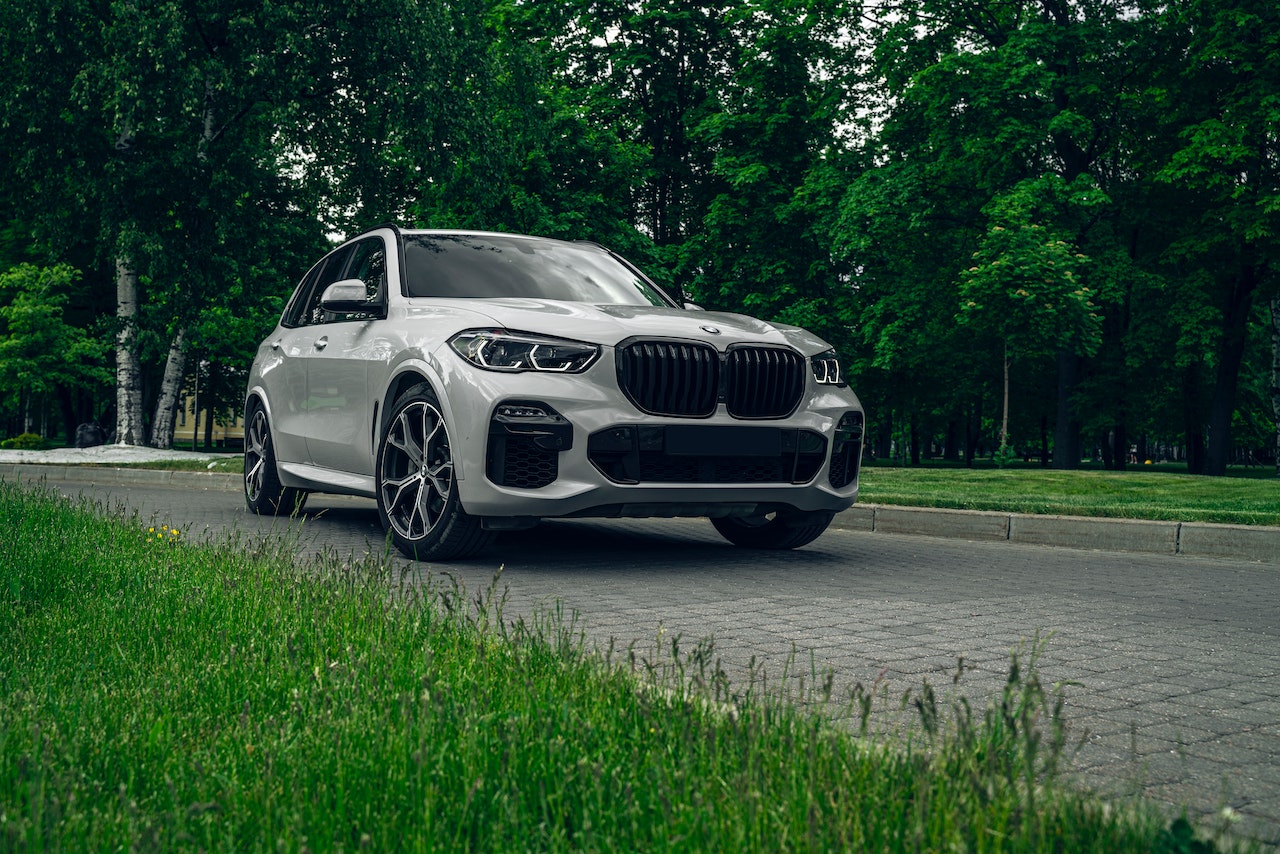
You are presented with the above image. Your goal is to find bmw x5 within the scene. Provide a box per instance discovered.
[244,225,865,560]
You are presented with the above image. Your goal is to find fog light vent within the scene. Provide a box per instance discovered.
[829,411,864,489]
[486,400,571,489]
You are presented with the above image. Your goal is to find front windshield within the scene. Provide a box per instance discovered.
[402,234,673,306]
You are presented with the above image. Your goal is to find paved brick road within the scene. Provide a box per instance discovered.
[19,476,1280,847]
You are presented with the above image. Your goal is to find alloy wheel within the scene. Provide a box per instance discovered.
[244,409,270,503]
[380,400,454,541]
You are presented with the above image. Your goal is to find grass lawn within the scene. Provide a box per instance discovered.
[0,480,1249,852]
[858,464,1280,526]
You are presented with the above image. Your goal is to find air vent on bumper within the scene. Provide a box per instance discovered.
[588,425,826,485]
[486,402,572,489]
[828,411,864,489]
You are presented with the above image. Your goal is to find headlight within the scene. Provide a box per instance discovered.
[449,329,601,373]
[811,349,844,386]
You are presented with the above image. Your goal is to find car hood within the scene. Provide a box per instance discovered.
[412,298,833,354]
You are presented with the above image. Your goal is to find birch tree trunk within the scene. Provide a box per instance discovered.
[149,327,188,449]
[143,81,216,450]
[115,257,146,445]
[143,85,216,449]
[1271,297,1280,478]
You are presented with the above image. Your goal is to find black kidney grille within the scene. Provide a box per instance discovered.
[617,341,807,419]
[617,341,719,417]
[725,347,806,418]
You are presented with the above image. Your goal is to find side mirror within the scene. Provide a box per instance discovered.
[320,278,377,313]
[683,301,705,311]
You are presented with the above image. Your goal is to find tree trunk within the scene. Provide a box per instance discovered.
[965,398,982,467]
[1271,297,1280,478]
[875,410,892,460]
[909,414,921,466]
[115,257,146,446]
[1182,362,1207,474]
[1204,265,1258,476]
[999,342,1010,452]
[1040,414,1049,467]
[1052,350,1081,469]
[944,417,960,461]
[203,394,216,450]
[149,327,189,449]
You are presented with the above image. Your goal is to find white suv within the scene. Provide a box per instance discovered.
[244,225,865,560]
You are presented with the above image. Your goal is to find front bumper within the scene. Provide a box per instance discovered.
[443,357,864,520]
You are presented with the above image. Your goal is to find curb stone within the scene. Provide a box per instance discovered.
[2,463,244,492]
[836,503,1280,564]
[4,463,1277,565]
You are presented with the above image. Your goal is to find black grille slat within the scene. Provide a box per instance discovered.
[618,341,718,417]
[726,347,805,419]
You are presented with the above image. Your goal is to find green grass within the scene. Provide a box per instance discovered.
[110,456,244,474]
[860,465,1280,526]
[0,481,1250,852]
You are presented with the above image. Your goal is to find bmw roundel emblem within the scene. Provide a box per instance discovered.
[701,325,721,335]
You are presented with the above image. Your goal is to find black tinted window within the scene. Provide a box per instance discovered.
[281,265,323,328]
[403,234,672,306]
[346,237,387,302]
[300,245,355,326]
[282,249,348,328]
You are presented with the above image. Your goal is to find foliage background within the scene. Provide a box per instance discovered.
[0,0,1276,473]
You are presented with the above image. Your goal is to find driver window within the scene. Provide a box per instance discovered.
[293,238,386,326]
[302,246,354,326]
[345,237,387,303]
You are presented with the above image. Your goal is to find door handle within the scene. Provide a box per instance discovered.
[314,337,328,351]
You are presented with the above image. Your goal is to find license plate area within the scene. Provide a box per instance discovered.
[664,425,782,457]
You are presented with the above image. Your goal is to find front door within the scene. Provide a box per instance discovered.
[301,235,389,476]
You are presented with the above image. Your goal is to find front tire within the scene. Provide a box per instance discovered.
[711,509,834,550]
[244,405,307,516]
[376,384,492,561]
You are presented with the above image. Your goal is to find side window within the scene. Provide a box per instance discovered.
[346,237,387,303]
[300,245,355,326]
[281,264,325,328]
[281,237,388,328]
[334,237,387,322]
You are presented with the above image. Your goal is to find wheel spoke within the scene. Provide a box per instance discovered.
[415,478,436,532]
[246,456,264,493]
[383,471,421,519]
[392,409,425,468]
[422,414,453,501]
[423,458,452,500]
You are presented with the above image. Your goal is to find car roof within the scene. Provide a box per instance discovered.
[396,228,577,245]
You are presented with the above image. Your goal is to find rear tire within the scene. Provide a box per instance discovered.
[376,383,492,561]
[711,509,834,550]
[244,405,307,516]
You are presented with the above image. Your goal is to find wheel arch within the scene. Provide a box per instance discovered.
[244,388,271,424]
[377,368,439,443]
